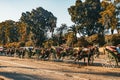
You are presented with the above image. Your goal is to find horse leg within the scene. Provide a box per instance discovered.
[58,54,61,60]
[46,53,50,60]
[87,57,89,66]
[91,55,94,64]
[88,55,92,65]
[37,53,40,60]
[62,52,67,60]
[87,54,90,66]
[74,57,77,62]
[74,54,79,62]
[19,52,21,58]
[53,53,57,60]
[84,57,86,64]
[40,53,44,60]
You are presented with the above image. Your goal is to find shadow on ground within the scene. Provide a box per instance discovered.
[0,71,52,80]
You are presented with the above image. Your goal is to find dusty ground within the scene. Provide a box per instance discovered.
[0,48,120,80]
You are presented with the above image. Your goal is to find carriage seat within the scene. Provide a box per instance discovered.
[106,46,120,62]
[105,46,117,52]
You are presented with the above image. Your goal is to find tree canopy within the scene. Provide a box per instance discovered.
[0,7,57,47]
[68,0,102,36]
[20,7,57,46]
[0,1,120,47]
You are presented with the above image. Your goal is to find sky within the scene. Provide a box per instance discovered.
[0,0,77,27]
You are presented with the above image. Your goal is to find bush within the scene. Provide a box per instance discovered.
[75,36,89,47]
[19,41,25,47]
[25,41,34,46]
[105,34,120,46]
[86,34,105,46]
[111,34,120,45]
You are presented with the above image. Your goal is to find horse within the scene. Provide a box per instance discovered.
[74,45,100,65]
[51,46,64,60]
[0,47,4,55]
[40,48,51,60]
[50,46,70,60]
[5,48,15,57]
[17,47,26,58]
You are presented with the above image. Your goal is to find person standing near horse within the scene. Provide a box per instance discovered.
[116,44,120,61]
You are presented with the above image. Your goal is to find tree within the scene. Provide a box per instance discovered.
[20,7,57,46]
[0,22,6,45]
[68,0,102,36]
[68,25,77,38]
[115,0,120,34]
[99,1,117,34]
[56,24,67,45]
[65,32,75,47]
[15,22,27,42]
[68,25,78,43]
[0,20,19,45]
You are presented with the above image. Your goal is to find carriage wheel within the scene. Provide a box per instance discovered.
[102,52,118,68]
[109,58,118,68]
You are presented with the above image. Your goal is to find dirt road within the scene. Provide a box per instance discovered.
[0,56,120,80]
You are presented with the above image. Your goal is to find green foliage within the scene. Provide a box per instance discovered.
[51,34,59,46]
[65,32,75,47]
[86,34,105,46]
[111,34,120,45]
[105,34,120,46]
[16,22,27,41]
[43,39,54,48]
[20,7,57,46]
[25,41,34,47]
[0,20,19,45]
[19,41,25,47]
[4,42,20,48]
[68,0,102,36]
[75,36,89,47]
[56,24,68,45]
[99,1,117,34]
[68,25,78,41]
[0,1,120,48]
[115,0,120,34]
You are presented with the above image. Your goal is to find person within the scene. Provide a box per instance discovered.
[116,44,120,61]
[116,44,120,54]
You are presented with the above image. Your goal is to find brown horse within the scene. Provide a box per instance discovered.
[51,46,69,60]
[74,46,99,65]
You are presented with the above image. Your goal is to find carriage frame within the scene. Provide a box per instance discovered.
[102,47,120,68]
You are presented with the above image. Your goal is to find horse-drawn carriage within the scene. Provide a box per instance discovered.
[102,46,120,68]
